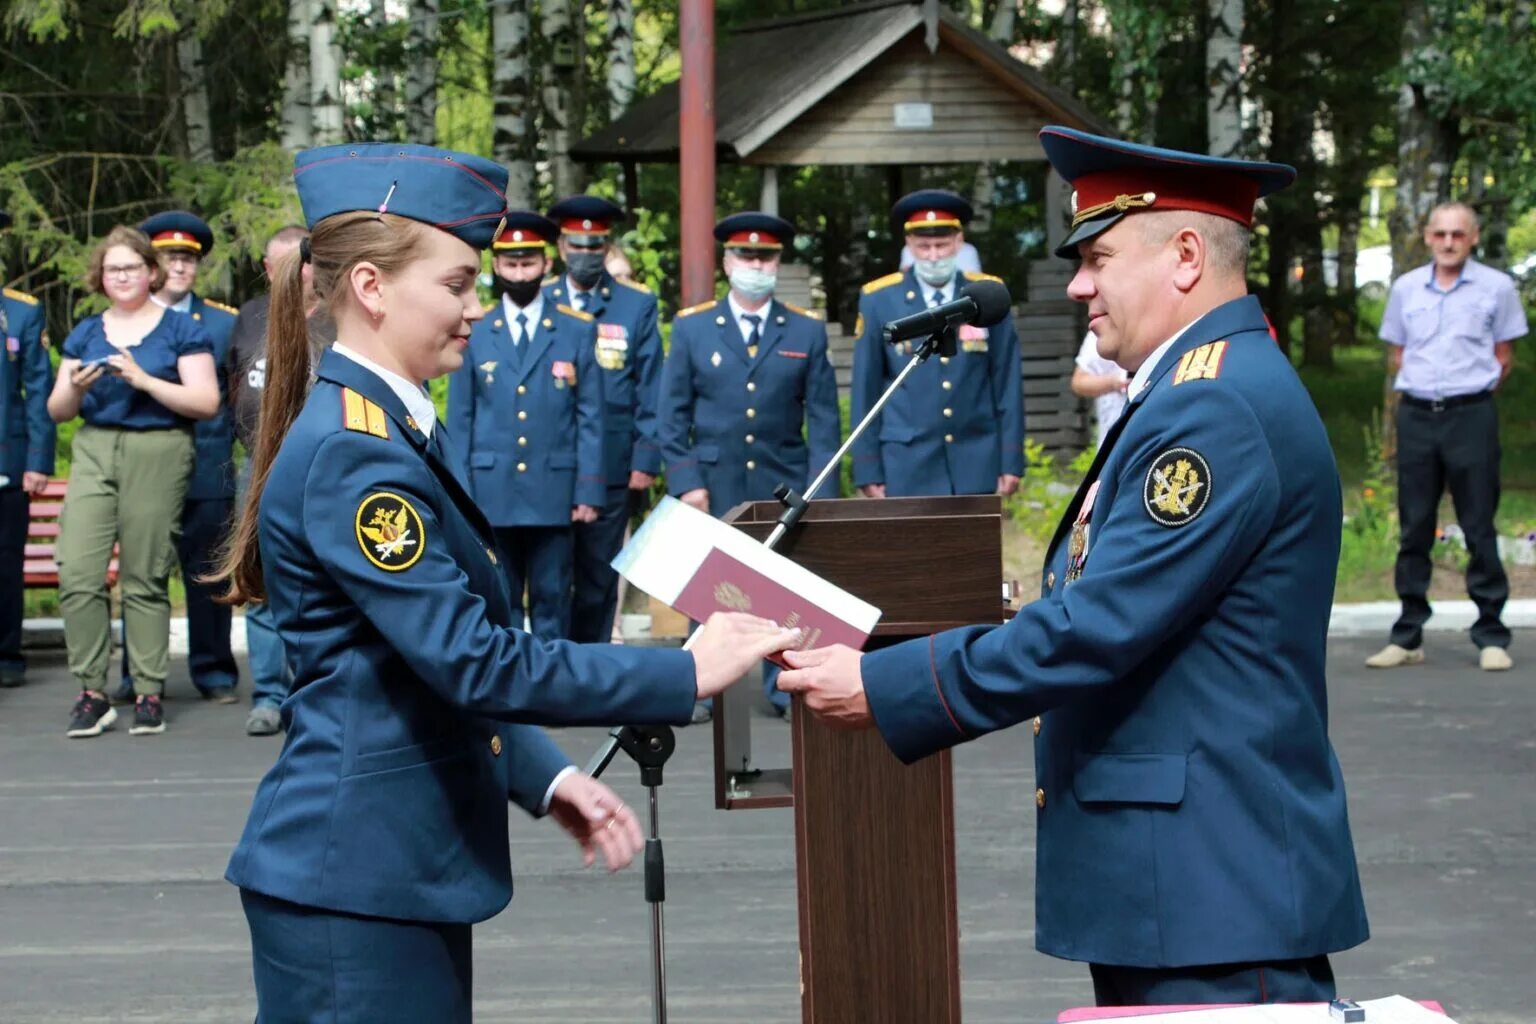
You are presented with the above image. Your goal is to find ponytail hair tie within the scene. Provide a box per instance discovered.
[298,236,312,264]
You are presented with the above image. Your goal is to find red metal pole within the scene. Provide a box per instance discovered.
[678,0,716,308]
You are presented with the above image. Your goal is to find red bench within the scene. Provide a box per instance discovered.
[25,478,119,589]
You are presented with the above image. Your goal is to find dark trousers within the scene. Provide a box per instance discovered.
[1090,955,1335,1006]
[178,498,237,691]
[0,488,28,675]
[494,525,575,640]
[241,888,472,1024]
[1392,397,1510,650]
[569,485,630,644]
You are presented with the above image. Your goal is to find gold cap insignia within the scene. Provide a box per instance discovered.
[1143,447,1211,527]
[355,492,427,571]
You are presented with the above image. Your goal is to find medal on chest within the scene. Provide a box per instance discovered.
[1064,479,1099,584]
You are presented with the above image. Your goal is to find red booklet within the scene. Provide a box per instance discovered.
[673,547,874,666]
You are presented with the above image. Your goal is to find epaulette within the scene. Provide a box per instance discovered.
[483,300,498,313]
[615,277,652,295]
[1172,340,1229,386]
[558,303,594,322]
[782,302,824,321]
[542,275,559,286]
[862,272,904,295]
[341,387,391,439]
[676,300,718,319]
[963,271,1004,285]
[202,297,239,316]
[3,287,39,306]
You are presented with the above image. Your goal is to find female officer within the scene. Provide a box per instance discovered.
[215,143,796,1023]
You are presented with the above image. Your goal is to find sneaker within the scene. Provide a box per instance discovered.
[67,691,117,738]
[129,695,166,736]
[202,687,240,705]
[1365,643,1425,668]
[245,705,282,736]
[1480,647,1513,671]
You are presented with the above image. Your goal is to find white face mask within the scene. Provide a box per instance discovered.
[914,256,957,287]
[729,266,777,300]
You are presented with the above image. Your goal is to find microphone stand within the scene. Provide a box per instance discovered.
[580,321,956,1022]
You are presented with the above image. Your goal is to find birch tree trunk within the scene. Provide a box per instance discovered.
[986,0,1015,44]
[177,30,215,161]
[1388,0,1458,279]
[404,0,438,145]
[968,0,1018,235]
[309,0,345,145]
[1205,0,1244,157]
[493,0,536,208]
[606,0,636,120]
[541,0,582,198]
[371,0,397,138]
[280,0,313,150]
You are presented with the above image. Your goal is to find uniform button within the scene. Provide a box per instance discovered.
[517,462,527,472]
[1036,787,1046,809]
[942,380,952,390]
[1033,716,1041,736]
[1047,571,1055,588]
[517,385,527,395]
[490,735,503,756]
[747,460,756,470]
[745,434,755,444]
[944,433,954,443]
[746,382,756,392]
[942,408,952,417]
[518,410,527,420]
[518,436,528,446]
[746,408,756,419]
[940,356,950,365]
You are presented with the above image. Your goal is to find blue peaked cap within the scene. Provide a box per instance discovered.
[139,210,215,256]
[293,144,509,250]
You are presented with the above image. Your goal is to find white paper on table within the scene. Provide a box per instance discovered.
[611,495,881,632]
[1076,995,1455,1024]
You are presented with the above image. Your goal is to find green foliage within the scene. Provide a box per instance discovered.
[1003,440,1093,544]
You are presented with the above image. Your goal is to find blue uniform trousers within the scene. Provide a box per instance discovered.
[242,888,472,1024]
[237,461,291,709]
[1090,955,1335,1007]
[0,489,27,677]
[569,485,629,643]
[494,525,575,640]
[178,498,237,693]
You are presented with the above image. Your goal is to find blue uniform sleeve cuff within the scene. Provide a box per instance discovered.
[863,637,970,765]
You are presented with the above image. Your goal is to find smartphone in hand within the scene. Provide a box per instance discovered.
[79,355,120,373]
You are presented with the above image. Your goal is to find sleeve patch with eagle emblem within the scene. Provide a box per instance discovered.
[355,492,427,571]
[1143,447,1211,527]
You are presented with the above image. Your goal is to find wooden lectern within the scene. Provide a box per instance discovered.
[714,494,1005,1023]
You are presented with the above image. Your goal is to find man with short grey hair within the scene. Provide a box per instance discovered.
[1367,202,1528,672]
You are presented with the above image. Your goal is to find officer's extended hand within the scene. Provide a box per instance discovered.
[22,472,49,495]
[996,474,1020,496]
[691,612,801,700]
[548,771,644,872]
[628,471,655,490]
[859,484,886,499]
[680,488,709,512]
[571,504,599,523]
[776,645,872,730]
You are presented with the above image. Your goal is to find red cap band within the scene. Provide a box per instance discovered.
[1071,167,1261,228]
[725,230,782,249]
[560,218,610,236]
[493,227,550,250]
[903,210,963,232]
[151,230,203,253]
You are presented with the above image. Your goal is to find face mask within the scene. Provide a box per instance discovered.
[494,274,542,308]
[728,266,777,300]
[565,251,607,288]
[913,256,957,287]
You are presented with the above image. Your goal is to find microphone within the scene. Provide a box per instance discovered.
[882,279,1012,343]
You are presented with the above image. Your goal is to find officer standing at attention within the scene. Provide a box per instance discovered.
[659,212,841,720]
[0,209,57,689]
[542,195,664,644]
[448,212,605,639]
[1365,201,1528,673]
[214,143,797,1022]
[780,127,1370,1007]
[129,210,240,702]
[850,189,1023,498]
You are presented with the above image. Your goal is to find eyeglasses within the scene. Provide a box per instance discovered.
[1429,230,1469,241]
[103,263,149,278]
[162,252,200,267]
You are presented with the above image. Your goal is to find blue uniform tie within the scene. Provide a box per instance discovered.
[742,313,762,358]
[511,311,529,369]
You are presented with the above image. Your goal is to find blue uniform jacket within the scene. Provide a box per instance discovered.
[0,289,55,487]
[863,297,1369,968]
[226,349,697,925]
[447,301,605,526]
[850,270,1024,495]
[659,298,842,517]
[543,272,664,485]
[183,294,238,501]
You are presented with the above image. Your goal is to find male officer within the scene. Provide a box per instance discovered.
[659,212,841,718]
[1366,201,1528,672]
[1,209,57,688]
[543,196,664,644]
[126,210,239,701]
[780,127,1369,1006]
[449,213,604,639]
[850,189,1023,498]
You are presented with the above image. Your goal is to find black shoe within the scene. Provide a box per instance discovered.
[129,695,166,736]
[67,691,118,738]
[0,670,24,689]
[201,687,239,705]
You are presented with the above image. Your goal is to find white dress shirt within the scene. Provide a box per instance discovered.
[501,292,545,346]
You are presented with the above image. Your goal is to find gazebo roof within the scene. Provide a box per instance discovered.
[572,0,1111,165]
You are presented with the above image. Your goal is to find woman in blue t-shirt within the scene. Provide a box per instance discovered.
[47,225,220,739]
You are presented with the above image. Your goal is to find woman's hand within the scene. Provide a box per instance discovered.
[547,771,644,872]
[107,348,150,391]
[690,612,802,700]
[69,361,107,391]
